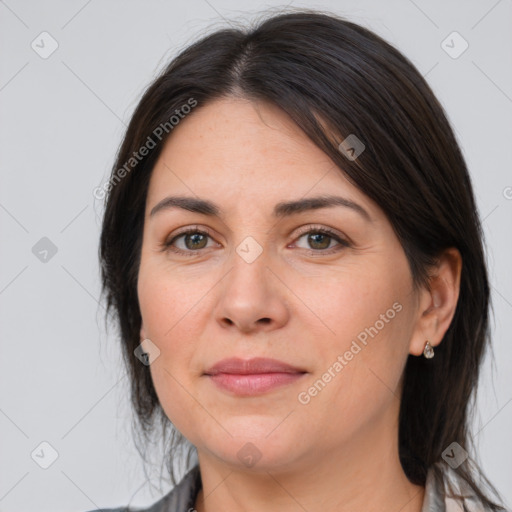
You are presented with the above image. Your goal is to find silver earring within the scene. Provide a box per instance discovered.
[423,340,434,359]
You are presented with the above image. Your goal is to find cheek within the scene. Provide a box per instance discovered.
[138,271,201,378]
[137,257,213,341]
[137,261,216,438]
[298,257,413,417]
[290,260,407,353]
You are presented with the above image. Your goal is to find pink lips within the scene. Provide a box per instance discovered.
[204,357,307,396]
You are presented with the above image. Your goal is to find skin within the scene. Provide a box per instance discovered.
[137,97,462,512]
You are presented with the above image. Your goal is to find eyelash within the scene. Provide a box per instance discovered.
[162,225,351,257]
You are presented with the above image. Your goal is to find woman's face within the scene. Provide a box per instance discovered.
[137,97,425,472]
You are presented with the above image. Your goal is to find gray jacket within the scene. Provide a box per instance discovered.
[86,463,505,511]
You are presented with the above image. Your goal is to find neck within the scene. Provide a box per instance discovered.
[193,404,425,512]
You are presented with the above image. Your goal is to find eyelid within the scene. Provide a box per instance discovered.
[167,224,215,240]
[292,223,348,242]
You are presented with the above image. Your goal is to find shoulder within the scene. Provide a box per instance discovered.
[83,465,201,512]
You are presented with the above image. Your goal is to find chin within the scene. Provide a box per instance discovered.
[195,416,307,471]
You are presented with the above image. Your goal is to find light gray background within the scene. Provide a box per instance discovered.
[1,1,511,511]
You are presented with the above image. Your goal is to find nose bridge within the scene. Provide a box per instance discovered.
[227,234,272,302]
[223,202,273,282]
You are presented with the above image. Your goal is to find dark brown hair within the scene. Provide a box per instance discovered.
[99,9,506,509]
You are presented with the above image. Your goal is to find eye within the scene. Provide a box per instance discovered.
[162,225,351,257]
[163,226,218,256]
[292,226,351,255]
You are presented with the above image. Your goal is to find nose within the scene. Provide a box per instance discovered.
[213,245,290,335]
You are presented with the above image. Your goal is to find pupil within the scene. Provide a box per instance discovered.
[186,233,206,249]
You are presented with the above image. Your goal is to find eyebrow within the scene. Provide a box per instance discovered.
[149,194,372,222]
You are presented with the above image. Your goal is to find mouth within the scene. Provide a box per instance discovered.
[203,357,307,396]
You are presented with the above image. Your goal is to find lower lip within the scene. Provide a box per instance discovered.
[207,372,305,395]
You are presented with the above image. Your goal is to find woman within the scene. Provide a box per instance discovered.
[91,9,509,512]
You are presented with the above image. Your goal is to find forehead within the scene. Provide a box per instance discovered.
[146,97,375,217]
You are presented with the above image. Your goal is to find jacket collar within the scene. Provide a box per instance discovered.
[154,462,486,512]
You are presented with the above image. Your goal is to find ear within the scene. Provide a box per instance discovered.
[409,247,462,356]
[140,321,147,342]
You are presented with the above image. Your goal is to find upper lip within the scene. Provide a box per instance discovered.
[204,357,306,375]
